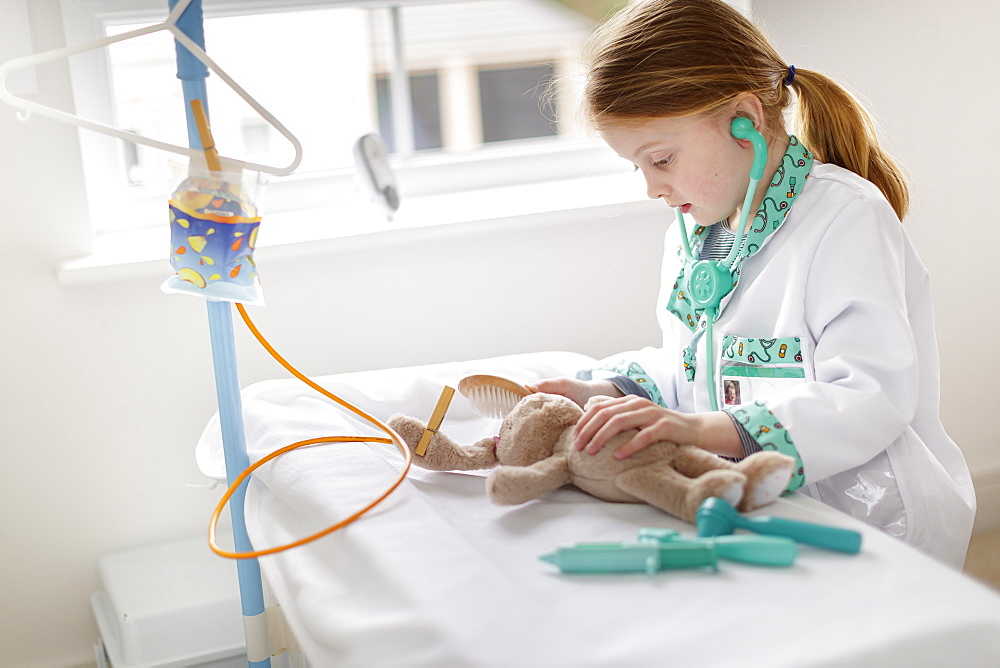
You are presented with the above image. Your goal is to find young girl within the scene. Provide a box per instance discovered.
[533,0,975,567]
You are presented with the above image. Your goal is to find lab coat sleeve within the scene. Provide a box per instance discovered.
[584,349,674,409]
[766,197,918,485]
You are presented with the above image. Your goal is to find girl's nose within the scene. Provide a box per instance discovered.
[644,172,669,201]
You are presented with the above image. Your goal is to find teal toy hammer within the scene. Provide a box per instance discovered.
[696,497,862,554]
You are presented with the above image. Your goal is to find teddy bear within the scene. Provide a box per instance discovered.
[388,393,795,524]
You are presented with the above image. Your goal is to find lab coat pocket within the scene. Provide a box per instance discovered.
[719,336,806,406]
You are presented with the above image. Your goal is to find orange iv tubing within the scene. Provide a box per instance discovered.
[207,302,413,559]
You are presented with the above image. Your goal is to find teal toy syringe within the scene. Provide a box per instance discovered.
[539,527,798,575]
[637,528,798,566]
[540,540,718,575]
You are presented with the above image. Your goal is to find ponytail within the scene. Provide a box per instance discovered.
[584,0,910,220]
[790,69,909,219]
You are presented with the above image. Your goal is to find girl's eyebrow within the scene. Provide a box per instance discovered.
[633,141,658,157]
[633,139,676,161]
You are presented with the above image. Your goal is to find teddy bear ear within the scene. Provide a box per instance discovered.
[552,396,585,427]
[518,393,582,428]
[495,394,581,466]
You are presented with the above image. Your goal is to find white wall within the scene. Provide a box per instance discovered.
[2,1,998,665]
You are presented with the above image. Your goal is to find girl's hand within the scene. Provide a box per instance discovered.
[528,377,623,408]
[573,395,743,460]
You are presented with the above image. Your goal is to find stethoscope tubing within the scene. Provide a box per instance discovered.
[673,130,764,411]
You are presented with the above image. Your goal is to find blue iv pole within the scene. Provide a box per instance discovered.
[169,2,270,666]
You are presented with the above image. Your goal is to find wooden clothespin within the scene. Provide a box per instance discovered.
[190,98,222,173]
[416,386,455,456]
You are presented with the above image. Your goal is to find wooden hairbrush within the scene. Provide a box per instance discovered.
[458,374,535,419]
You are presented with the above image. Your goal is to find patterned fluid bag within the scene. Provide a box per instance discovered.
[162,159,265,305]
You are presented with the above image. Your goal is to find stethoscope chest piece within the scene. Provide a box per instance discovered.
[688,259,734,312]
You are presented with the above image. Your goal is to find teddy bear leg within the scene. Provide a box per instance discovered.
[387,414,499,471]
[669,444,740,477]
[615,463,746,524]
[486,455,572,506]
[734,452,796,512]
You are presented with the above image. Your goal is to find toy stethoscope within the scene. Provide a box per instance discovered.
[674,117,768,411]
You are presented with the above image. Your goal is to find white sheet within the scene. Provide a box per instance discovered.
[196,352,1000,667]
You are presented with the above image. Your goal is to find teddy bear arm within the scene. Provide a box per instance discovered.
[428,437,501,471]
[387,415,498,471]
[486,455,572,506]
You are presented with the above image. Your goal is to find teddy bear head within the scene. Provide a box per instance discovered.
[495,393,583,466]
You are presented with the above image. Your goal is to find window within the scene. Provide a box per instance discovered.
[60,0,627,239]
[375,73,443,152]
[478,65,557,143]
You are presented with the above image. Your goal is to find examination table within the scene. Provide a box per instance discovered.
[196,351,1000,667]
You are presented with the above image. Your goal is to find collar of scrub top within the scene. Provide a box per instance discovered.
[670,136,814,382]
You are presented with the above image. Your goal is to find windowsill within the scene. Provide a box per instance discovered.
[57,171,664,287]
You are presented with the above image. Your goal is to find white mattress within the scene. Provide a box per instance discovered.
[196,351,1000,667]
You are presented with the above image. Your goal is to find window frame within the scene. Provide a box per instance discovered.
[60,0,623,239]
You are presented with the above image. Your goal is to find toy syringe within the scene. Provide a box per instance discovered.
[539,528,797,574]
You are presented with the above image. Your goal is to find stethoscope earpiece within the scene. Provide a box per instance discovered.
[730,117,768,181]
[729,116,756,139]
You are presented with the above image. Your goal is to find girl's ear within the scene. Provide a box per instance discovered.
[729,93,766,135]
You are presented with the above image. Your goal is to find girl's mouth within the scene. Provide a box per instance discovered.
[678,204,692,214]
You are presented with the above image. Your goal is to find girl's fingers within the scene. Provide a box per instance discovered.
[574,396,656,453]
[532,378,606,408]
[531,378,568,394]
[584,408,651,454]
[573,395,628,443]
[586,406,659,456]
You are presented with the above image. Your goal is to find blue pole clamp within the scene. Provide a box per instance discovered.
[170,0,211,149]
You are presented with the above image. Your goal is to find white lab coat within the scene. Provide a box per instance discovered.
[620,162,976,568]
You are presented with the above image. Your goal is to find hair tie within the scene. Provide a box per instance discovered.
[785,65,796,86]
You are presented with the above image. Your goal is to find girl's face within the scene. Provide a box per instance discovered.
[600,111,756,228]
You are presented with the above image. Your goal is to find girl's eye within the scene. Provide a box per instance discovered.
[653,156,672,167]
